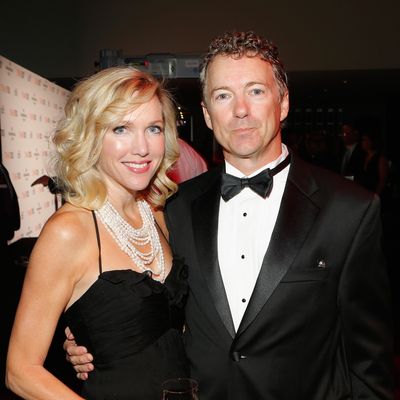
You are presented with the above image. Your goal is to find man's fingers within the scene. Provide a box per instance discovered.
[66,345,90,357]
[77,372,89,381]
[63,338,77,352]
[72,360,94,371]
[68,353,93,365]
[65,326,74,340]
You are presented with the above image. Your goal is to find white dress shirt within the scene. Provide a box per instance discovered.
[217,144,290,331]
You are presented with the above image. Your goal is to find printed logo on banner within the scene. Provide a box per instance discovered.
[8,129,16,139]
[0,84,11,93]
[16,68,25,79]
[23,170,31,180]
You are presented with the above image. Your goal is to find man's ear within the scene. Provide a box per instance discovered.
[201,101,213,130]
[280,91,289,122]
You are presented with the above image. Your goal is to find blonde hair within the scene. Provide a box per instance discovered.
[51,66,179,210]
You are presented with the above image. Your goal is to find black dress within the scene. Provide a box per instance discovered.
[63,212,189,400]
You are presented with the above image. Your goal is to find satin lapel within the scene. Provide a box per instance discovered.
[237,156,320,336]
[192,168,236,338]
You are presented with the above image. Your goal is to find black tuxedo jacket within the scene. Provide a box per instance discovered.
[165,153,394,400]
[338,142,366,180]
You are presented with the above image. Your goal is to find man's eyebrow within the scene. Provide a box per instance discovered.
[210,86,230,95]
[245,81,267,88]
[210,81,267,94]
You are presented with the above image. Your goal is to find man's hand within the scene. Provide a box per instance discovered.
[64,327,94,380]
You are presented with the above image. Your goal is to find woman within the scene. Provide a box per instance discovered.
[6,67,189,400]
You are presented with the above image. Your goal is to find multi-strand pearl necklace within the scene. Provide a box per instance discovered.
[95,199,165,283]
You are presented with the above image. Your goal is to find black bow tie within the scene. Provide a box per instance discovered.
[221,154,291,202]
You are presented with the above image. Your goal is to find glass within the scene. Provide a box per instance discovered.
[161,377,199,399]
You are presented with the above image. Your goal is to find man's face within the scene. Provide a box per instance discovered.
[202,55,289,174]
[341,124,358,146]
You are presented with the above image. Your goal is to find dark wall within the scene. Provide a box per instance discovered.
[1,0,400,79]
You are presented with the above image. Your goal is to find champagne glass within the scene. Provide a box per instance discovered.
[161,377,199,399]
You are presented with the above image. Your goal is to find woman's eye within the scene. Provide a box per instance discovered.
[113,126,127,134]
[147,125,163,135]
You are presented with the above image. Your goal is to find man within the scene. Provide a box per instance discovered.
[64,31,394,399]
[337,121,366,181]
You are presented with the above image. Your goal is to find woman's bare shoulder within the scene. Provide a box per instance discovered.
[26,204,97,286]
[36,203,96,259]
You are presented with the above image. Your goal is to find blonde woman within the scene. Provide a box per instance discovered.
[6,67,189,400]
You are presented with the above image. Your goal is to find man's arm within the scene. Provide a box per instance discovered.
[339,195,395,399]
[63,327,94,380]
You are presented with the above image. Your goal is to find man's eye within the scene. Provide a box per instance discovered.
[215,93,229,101]
[147,125,163,135]
[251,88,265,95]
[113,126,127,134]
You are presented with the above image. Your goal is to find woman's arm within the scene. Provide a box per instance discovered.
[6,209,91,399]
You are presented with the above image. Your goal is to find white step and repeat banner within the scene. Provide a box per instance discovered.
[0,56,70,242]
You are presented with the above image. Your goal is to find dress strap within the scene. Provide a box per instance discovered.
[91,210,103,275]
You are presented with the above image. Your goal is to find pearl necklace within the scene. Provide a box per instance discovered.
[95,200,165,283]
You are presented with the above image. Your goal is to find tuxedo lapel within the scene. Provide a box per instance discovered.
[192,168,236,338]
[237,156,320,336]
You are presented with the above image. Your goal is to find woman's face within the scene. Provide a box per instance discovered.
[361,135,373,152]
[97,95,165,196]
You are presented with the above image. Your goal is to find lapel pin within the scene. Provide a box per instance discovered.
[317,259,326,269]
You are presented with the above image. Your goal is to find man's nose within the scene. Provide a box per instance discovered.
[233,97,249,119]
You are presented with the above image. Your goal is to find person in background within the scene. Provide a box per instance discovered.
[298,129,335,170]
[359,127,390,197]
[0,160,20,261]
[6,66,189,400]
[337,120,366,181]
[64,31,394,399]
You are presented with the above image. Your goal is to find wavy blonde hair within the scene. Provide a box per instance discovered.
[51,66,179,210]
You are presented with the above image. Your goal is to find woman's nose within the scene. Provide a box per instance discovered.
[131,132,149,156]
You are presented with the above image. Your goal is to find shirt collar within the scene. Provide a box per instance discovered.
[224,144,289,178]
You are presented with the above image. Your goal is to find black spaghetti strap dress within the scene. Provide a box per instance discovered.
[63,212,189,399]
